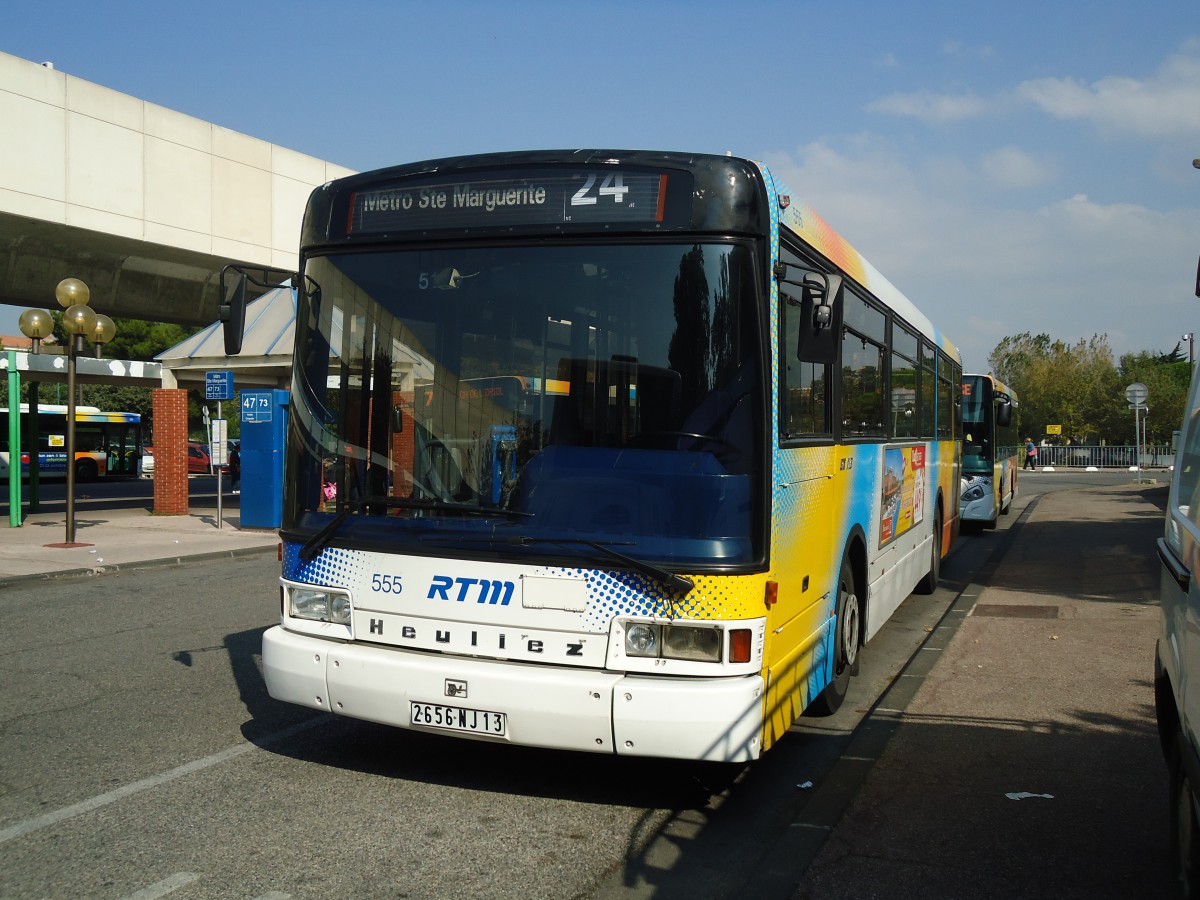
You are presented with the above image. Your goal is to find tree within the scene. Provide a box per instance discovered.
[989,331,1188,446]
[1119,351,1191,443]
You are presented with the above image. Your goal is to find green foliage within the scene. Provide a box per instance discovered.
[103,317,196,361]
[1119,351,1191,442]
[988,332,1190,444]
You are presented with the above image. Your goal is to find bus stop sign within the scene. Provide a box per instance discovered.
[206,370,234,401]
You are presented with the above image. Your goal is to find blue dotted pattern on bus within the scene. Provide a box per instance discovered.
[283,541,703,631]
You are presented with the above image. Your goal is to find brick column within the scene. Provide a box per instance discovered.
[152,388,189,515]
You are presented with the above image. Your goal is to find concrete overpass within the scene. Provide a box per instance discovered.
[0,50,355,329]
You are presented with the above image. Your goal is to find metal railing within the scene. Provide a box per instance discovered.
[1001,444,1174,469]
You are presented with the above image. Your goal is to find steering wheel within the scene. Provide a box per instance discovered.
[626,430,739,455]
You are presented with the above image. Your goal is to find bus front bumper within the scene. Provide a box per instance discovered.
[263,625,764,762]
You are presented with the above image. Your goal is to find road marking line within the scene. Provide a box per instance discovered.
[0,717,327,846]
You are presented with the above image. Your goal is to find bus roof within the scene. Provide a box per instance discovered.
[964,373,1018,403]
[2,405,140,422]
[757,161,960,365]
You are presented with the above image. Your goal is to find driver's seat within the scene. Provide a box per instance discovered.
[676,362,756,472]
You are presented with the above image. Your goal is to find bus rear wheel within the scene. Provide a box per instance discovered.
[75,458,98,482]
[809,556,860,716]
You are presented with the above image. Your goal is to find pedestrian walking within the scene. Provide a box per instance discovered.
[1023,437,1037,470]
[228,444,241,492]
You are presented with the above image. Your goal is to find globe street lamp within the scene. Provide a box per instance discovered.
[18,278,116,546]
[17,309,54,353]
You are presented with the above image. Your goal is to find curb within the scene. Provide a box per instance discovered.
[0,542,278,589]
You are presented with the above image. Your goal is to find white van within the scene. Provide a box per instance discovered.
[1156,339,1200,896]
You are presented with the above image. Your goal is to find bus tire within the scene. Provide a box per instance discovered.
[75,458,98,482]
[915,511,942,594]
[809,555,860,716]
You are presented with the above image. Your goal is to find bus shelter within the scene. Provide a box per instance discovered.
[2,350,162,523]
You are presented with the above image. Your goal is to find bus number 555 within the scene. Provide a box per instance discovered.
[372,573,403,594]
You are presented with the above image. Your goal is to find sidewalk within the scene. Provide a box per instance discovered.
[0,501,278,585]
[788,482,1172,898]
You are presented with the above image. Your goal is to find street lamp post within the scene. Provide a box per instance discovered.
[1186,333,1195,369]
[57,278,96,546]
[18,278,115,547]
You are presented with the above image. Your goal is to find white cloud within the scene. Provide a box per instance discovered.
[867,41,1200,139]
[1017,44,1200,137]
[866,89,989,123]
[979,146,1059,189]
[763,141,1200,372]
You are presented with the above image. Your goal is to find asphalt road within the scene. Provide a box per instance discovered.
[0,468,1162,898]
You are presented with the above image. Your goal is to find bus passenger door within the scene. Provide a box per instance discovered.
[762,277,839,747]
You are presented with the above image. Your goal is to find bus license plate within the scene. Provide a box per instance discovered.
[410,701,507,737]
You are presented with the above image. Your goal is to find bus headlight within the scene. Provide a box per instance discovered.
[962,483,987,502]
[624,622,723,663]
[663,624,722,662]
[626,623,659,656]
[290,586,352,625]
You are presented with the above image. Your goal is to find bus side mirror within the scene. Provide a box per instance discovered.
[997,400,1013,428]
[795,273,843,365]
[220,273,248,356]
[392,405,406,433]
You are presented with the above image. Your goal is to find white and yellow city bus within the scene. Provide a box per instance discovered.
[960,374,1019,528]
[0,404,143,481]
[257,150,962,761]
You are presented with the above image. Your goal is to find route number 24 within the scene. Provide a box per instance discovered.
[571,174,629,206]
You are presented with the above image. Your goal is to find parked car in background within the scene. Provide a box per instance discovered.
[1155,354,1200,893]
[140,442,212,475]
[187,442,211,474]
[139,445,154,479]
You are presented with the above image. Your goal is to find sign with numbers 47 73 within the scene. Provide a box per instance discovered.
[241,391,273,424]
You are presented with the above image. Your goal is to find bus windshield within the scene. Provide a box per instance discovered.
[961,375,993,475]
[285,240,765,567]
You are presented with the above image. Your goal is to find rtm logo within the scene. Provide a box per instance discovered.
[428,575,515,606]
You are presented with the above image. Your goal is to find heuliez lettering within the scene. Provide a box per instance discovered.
[366,618,583,657]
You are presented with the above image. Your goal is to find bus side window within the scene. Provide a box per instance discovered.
[779,243,831,439]
[781,321,830,437]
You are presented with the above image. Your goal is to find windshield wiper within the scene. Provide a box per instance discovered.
[460,534,694,596]
[298,495,530,562]
[299,498,365,561]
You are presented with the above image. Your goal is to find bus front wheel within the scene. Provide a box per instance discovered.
[915,511,942,594]
[809,556,860,716]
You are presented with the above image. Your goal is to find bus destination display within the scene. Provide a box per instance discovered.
[347,170,673,234]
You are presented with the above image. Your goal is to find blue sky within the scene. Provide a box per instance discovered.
[4,0,1200,372]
